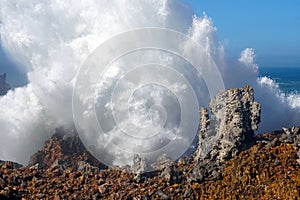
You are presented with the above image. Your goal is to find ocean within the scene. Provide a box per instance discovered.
[259,67,300,94]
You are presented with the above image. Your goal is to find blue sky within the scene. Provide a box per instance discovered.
[0,43,27,87]
[182,0,300,67]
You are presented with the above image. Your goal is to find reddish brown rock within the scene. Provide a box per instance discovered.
[28,127,106,170]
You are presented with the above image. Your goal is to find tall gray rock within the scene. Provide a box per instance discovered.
[195,85,261,163]
[131,154,147,181]
[192,85,261,181]
[0,73,10,96]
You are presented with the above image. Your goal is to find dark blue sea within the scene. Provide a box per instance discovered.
[259,67,300,94]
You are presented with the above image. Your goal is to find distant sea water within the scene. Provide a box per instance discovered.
[259,67,300,94]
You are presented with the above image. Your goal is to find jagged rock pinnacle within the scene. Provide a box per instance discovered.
[195,85,261,163]
[191,85,261,182]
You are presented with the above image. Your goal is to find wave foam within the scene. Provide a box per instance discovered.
[0,0,299,164]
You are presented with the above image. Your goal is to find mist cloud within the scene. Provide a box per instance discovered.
[0,0,299,165]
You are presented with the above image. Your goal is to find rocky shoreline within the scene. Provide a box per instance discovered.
[0,129,299,199]
[1,86,299,199]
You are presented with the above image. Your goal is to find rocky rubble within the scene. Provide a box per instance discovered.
[0,86,299,199]
[0,73,10,96]
[0,133,299,199]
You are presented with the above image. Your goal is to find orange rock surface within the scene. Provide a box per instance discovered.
[0,131,299,199]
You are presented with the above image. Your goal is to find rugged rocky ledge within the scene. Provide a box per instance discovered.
[0,86,299,199]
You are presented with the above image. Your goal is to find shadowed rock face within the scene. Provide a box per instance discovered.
[28,127,107,170]
[0,73,10,96]
[195,85,261,163]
